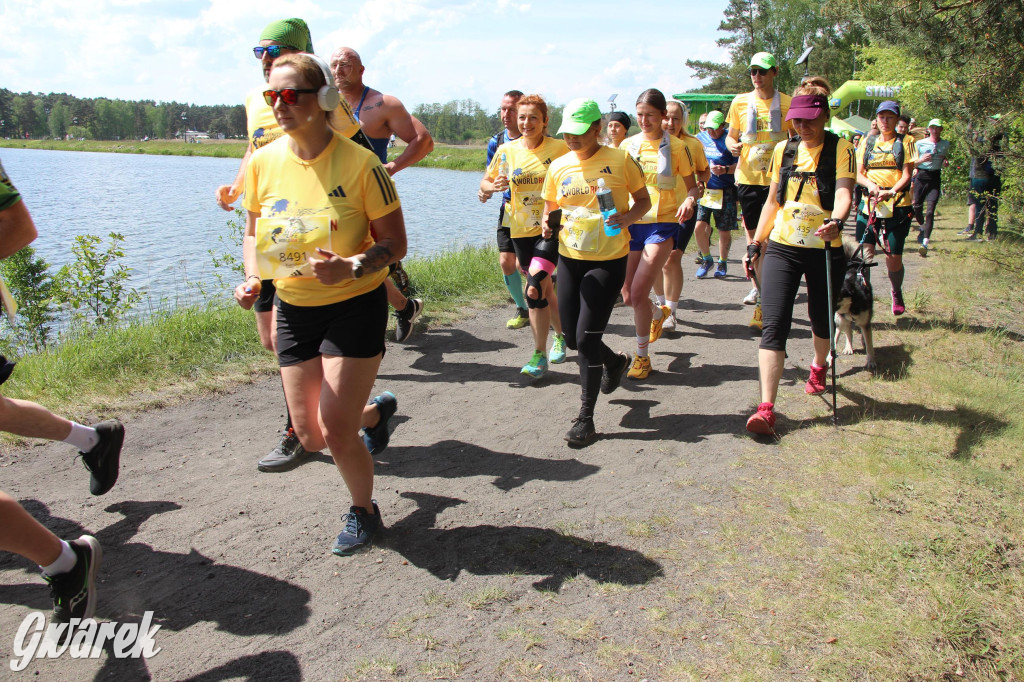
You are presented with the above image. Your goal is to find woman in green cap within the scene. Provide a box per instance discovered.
[540,98,651,447]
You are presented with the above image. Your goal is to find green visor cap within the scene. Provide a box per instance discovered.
[557,98,603,136]
[749,52,776,69]
[703,111,726,129]
[928,118,944,128]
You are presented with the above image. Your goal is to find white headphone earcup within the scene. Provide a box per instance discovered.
[318,85,340,111]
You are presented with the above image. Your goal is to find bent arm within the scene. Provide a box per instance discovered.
[384,103,434,175]
[217,145,252,210]
[0,201,38,259]
[358,207,407,273]
[751,181,780,245]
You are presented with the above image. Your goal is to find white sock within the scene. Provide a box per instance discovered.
[654,294,666,307]
[63,422,99,452]
[636,336,649,357]
[40,540,77,576]
[668,301,678,314]
[922,238,929,246]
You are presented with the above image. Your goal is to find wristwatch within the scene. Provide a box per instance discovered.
[351,259,364,279]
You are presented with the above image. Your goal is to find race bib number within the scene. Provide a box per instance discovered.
[861,196,895,218]
[509,189,543,237]
[255,215,331,280]
[776,201,825,248]
[699,188,723,210]
[749,142,774,173]
[561,207,602,253]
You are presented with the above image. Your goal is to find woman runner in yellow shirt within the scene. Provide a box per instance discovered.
[481,95,569,378]
[235,54,407,555]
[621,89,698,380]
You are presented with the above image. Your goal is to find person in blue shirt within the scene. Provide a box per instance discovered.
[693,111,739,278]
[913,119,951,255]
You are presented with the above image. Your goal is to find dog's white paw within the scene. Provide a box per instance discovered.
[840,344,855,356]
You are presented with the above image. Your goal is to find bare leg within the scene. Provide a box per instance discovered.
[255,308,276,352]
[758,348,785,405]
[718,229,733,261]
[663,250,684,306]
[0,491,62,566]
[280,358,328,453]
[0,396,72,442]
[694,221,712,257]
[384,277,407,311]
[630,241,674,337]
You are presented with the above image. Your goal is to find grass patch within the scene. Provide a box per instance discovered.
[498,625,544,651]
[463,585,510,610]
[346,656,402,680]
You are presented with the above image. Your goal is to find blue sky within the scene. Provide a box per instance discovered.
[1,0,731,111]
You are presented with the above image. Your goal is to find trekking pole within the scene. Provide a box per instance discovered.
[823,234,839,426]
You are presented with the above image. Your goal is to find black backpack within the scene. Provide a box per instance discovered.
[776,131,840,211]
[861,132,905,171]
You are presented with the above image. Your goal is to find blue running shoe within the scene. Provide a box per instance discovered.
[549,334,567,364]
[363,391,397,455]
[331,502,383,556]
[713,260,728,278]
[521,351,548,378]
[696,258,713,278]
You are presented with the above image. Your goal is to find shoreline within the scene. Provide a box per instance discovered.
[0,138,487,170]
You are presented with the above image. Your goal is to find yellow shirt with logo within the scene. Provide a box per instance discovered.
[541,145,646,261]
[856,134,919,208]
[726,91,795,186]
[486,137,569,238]
[768,137,856,249]
[245,87,363,152]
[243,135,400,307]
[622,133,696,223]
[675,134,708,207]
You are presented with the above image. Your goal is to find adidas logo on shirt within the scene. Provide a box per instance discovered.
[599,166,612,174]
[329,185,346,198]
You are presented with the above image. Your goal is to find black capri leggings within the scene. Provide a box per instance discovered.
[759,241,846,352]
[557,254,627,417]
[913,169,942,240]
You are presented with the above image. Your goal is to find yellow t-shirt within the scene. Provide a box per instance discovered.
[542,145,646,261]
[622,133,696,223]
[727,91,795,186]
[243,135,400,306]
[856,134,919,208]
[768,137,856,249]
[486,137,569,238]
[245,87,363,152]
[675,134,708,206]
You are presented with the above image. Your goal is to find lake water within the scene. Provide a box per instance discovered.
[0,147,496,308]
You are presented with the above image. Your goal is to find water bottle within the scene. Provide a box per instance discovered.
[596,178,619,236]
[499,152,509,179]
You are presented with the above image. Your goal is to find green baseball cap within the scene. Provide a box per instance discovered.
[928,118,944,128]
[749,52,776,70]
[557,98,602,136]
[703,111,726,129]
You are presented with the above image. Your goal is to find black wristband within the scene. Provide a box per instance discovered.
[746,241,762,261]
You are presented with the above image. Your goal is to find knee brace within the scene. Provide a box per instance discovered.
[525,270,549,309]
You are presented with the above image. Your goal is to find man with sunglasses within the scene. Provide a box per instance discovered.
[726,52,794,318]
[216,19,395,474]
[330,46,433,344]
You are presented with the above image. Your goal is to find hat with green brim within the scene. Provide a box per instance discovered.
[703,111,726,129]
[557,98,602,136]
[259,18,314,52]
[928,118,944,128]
[749,52,776,70]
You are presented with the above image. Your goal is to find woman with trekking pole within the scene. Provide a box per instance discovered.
[742,78,856,436]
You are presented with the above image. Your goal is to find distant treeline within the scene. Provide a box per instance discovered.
[0,89,247,141]
[413,99,564,145]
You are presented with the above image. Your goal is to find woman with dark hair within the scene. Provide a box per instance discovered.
[235,53,407,554]
[620,88,697,379]
[605,111,631,149]
[481,94,569,377]
[541,98,650,446]
[743,78,856,435]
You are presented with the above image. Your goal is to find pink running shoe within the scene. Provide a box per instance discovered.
[746,402,776,435]
[805,363,827,395]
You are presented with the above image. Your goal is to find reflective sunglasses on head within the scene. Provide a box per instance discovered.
[263,88,318,106]
[750,67,769,76]
[253,45,286,59]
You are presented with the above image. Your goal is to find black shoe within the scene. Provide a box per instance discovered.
[258,428,317,472]
[0,354,15,385]
[331,502,383,556]
[46,535,102,623]
[564,414,596,447]
[80,420,124,496]
[394,298,423,343]
[363,392,397,455]
[601,352,630,395]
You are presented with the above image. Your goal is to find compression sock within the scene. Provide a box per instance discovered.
[40,540,77,576]
[888,266,905,293]
[504,273,528,310]
[63,422,99,452]
[636,336,650,358]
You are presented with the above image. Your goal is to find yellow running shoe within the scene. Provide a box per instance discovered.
[627,354,652,380]
[506,307,529,329]
[649,305,671,343]
[749,304,763,330]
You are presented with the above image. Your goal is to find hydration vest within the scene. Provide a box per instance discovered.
[776,131,840,211]
[861,132,905,171]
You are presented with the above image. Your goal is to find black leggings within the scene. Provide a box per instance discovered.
[913,169,942,240]
[759,241,845,352]
[557,254,627,417]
